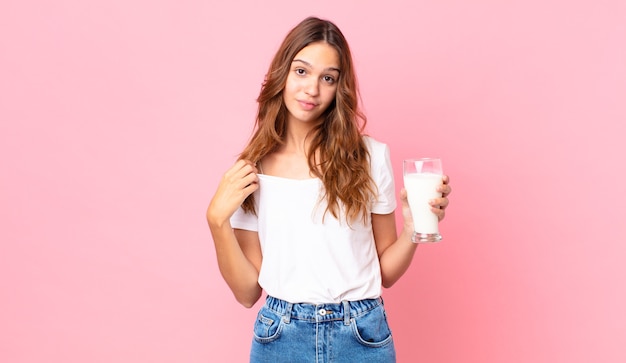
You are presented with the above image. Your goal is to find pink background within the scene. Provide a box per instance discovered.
[2,0,625,362]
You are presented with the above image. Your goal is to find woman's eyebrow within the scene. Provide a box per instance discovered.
[292,59,341,73]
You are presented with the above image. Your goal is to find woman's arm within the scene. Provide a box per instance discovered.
[373,176,451,288]
[208,223,263,308]
[372,211,416,288]
[206,160,263,308]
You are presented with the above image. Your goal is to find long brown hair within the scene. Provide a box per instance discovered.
[240,16,376,223]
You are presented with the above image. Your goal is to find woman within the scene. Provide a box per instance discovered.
[207,16,451,362]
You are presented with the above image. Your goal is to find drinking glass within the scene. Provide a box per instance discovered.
[403,158,443,243]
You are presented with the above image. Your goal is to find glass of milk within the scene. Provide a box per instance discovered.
[403,158,443,243]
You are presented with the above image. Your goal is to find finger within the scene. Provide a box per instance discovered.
[441,186,452,198]
[429,197,449,209]
[430,206,446,220]
[239,171,259,189]
[223,160,246,179]
[400,188,408,202]
[237,164,259,181]
[437,182,452,197]
[234,159,258,175]
[226,161,258,184]
[241,179,260,196]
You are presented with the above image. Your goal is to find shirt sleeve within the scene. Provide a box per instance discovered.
[368,137,397,214]
[230,205,259,231]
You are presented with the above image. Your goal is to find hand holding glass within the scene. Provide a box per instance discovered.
[403,158,443,243]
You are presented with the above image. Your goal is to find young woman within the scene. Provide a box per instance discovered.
[207,16,451,362]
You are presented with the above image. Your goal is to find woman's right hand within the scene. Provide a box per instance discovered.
[206,160,259,227]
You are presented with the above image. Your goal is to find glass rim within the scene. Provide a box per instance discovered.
[403,157,441,162]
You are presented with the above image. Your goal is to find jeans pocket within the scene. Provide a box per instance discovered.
[252,307,284,344]
[350,305,393,348]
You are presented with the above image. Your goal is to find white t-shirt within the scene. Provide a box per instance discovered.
[230,136,396,304]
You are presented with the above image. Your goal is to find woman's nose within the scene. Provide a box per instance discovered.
[304,78,320,96]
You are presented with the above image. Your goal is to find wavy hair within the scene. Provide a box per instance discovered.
[239,17,376,223]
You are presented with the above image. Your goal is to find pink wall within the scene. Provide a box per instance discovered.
[2,1,625,362]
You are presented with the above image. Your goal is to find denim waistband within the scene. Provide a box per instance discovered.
[264,295,383,324]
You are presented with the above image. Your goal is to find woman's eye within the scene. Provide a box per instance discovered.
[323,75,336,84]
[295,68,306,75]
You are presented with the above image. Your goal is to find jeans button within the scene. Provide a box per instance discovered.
[318,309,327,316]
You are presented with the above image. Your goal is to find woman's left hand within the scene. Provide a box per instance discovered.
[430,175,452,221]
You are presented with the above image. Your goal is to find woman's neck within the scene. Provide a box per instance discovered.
[283,119,320,156]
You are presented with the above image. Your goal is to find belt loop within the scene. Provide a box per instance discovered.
[283,302,293,324]
[342,301,350,325]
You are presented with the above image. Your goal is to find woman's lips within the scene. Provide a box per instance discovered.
[298,100,317,111]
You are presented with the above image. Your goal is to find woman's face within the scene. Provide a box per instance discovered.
[283,42,340,126]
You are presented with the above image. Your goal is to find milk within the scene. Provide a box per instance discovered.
[404,173,442,234]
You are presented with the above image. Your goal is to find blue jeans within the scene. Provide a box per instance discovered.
[250,296,396,363]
